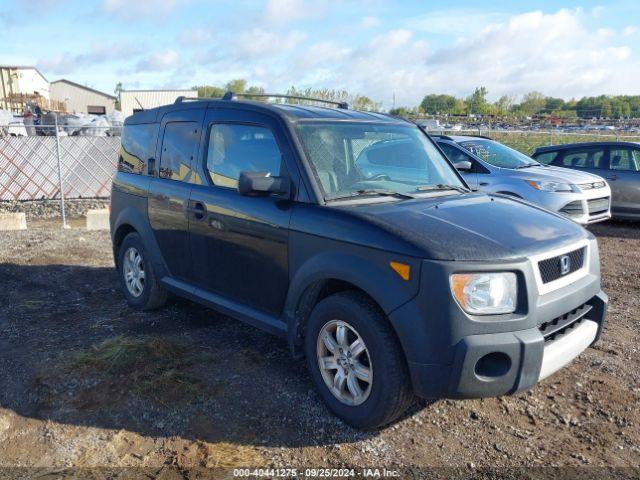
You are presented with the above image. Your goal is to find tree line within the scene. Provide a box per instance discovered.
[191,81,640,119]
[391,87,640,119]
[192,80,382,111]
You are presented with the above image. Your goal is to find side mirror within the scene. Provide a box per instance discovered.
[453,160,472,171]
[238,171,290,197]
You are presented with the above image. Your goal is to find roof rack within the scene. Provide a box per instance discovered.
[222,91,349,110]
[174,96,200,104]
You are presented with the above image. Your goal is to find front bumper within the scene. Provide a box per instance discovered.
[389,240,608,399]
[525,185,612,225]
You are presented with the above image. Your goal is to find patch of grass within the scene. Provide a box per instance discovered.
[47,336,213,407]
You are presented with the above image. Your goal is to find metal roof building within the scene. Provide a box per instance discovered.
[120,89,198,117]
[50,79,116,115]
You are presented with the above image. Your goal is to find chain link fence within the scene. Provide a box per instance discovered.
[0,124,120,226]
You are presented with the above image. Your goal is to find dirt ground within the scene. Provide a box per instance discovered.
[0,220,639,479]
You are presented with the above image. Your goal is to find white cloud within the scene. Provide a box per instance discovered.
[179,27,213,45]
[623,25,638,36]
[102,0,189,21]
[136,50,182,72]
[360,16,381,29]
[295,41,352,69]
[236,29,306,57]
[407,8,508,36]
[263,0,330,25]
[37,42,141,74]
[259,8,639,107]
[411,8,640,102]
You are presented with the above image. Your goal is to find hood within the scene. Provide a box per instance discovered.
[508,165,606,185]
[342,193,589,261]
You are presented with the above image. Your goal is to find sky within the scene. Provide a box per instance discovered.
[1,0,639,108]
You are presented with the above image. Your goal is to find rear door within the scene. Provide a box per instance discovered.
[188,108,295,316]
[148,109,204,281]
[607,145,640,217]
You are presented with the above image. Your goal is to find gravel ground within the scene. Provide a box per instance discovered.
[0,221,638,479]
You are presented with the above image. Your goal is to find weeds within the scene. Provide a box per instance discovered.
[43,336,211,407]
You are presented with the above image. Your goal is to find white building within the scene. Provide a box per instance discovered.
[50,79,116,115]
[0,66,50,111]
[120,89,198,117]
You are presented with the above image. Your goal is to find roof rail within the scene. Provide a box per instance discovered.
[222,91,349,109]
[174,96,200,104]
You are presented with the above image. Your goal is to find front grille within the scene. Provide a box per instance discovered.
[560,200,583,217]
[579,181,606,190]
[587,197,610,215]
[538,247,585,283]
[538,304,592,343]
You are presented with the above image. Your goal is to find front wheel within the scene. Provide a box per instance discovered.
[305,292,413,429]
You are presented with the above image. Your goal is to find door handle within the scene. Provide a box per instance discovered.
[606,175,617,181]
[188,201,206,220]
[479,182,489,186]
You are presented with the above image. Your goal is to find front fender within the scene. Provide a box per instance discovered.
[284,234,422,352]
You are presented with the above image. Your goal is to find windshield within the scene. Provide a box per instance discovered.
[295,122,465,200]
[459,139,539,169]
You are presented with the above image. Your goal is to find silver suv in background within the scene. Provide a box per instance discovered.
[532,142,640,220]
[432,136,612,225]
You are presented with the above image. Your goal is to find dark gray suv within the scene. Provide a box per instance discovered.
[110,93,608,428]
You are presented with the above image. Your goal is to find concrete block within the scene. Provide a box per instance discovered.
[86,209,110,231]
[0,213,27,231]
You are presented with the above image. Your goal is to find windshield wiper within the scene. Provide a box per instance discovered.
[515,163,540,169]
[415,184,470,193]
[327,189,418,201]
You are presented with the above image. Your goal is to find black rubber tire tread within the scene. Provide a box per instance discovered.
[118,232,167,310]
[305,290,414,429]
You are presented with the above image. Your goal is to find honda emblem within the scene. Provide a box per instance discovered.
[560,255,571,275]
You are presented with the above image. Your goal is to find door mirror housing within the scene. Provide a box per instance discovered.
[238,171,290,197]
[453,160,472,171]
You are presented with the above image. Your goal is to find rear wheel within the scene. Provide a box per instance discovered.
[305,291,413,429]
[117,232,167,310]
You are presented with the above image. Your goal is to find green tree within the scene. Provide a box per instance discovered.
[225,79,248,93]
[193,85,225,98]
[518,91,546,116]
[420,94,457,114]
[494,95,514,116]
[466,87,489,115]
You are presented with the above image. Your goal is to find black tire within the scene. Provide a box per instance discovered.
[305,291,413,429]
[117,232,167,310]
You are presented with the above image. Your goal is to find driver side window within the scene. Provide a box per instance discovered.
[206,124,283,188]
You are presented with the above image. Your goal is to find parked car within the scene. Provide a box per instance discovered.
[532,142,640,220]
[110,94,608,429]
[426,135,611,225]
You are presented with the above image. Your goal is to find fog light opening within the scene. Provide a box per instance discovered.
[475,352,512,380]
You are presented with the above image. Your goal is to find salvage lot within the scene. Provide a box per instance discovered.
[0,221,639,474]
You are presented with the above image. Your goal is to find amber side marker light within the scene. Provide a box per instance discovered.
[389,261,411,281]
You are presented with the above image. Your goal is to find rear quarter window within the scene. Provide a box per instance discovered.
[118,123,158,175]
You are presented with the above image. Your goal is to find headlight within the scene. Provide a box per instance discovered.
[526,180,573,192]
[450,273,517,315]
